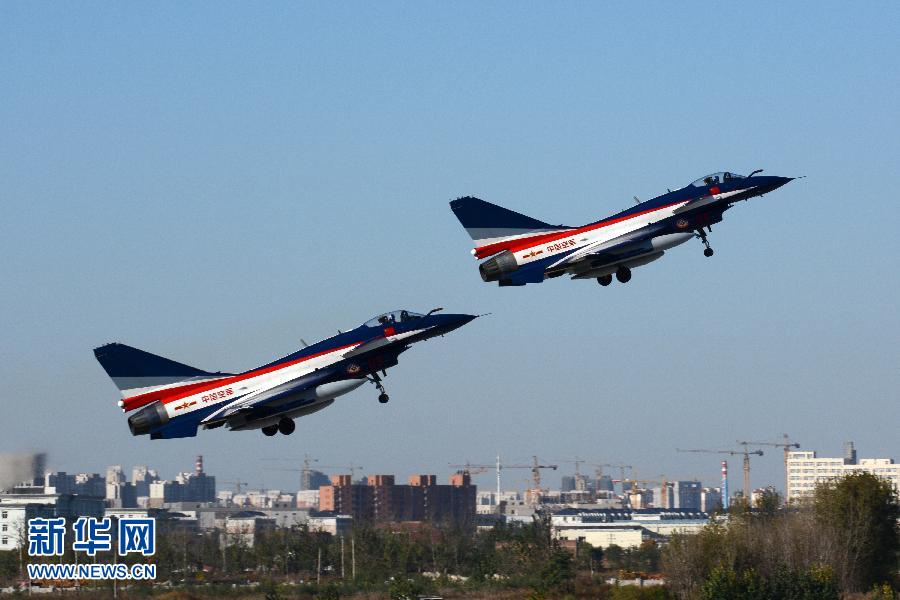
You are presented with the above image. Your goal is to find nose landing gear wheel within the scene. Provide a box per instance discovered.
[703,247,714,257]
[615,266,632,283]
[262,424,278,437]
[597,274,613,286]
[369,373,390,404]
[277,418,295,435]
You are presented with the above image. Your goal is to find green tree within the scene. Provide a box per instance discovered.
[814,471,899,591]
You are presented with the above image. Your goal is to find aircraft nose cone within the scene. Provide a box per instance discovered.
[750,175,794,196]
[446,313,478,331]
[431,313,478,336]
[771,176,794,190]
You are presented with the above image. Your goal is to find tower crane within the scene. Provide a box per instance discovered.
[448,462,491,477]
[262,455,365,487]
[677,448,763,499]
[737,435,799,502]
[221,480,248,494]
[449,456,557,505]
[552,458,594,491]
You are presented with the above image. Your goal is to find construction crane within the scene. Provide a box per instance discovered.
[448,462,491,477]
[448,456,557,505]
[677,448,764,499]
[598,463,634,493]
[221,480,248,494]
[737,435,800,502]
[552,458,594,492]
[262,455,365,487]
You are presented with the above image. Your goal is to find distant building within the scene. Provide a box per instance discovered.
[308,514,352,536]
[222,511,276,547]
[296,489,320,509]
[0,491,105,551]
[787,444,900,502]
[561,476,576,492]
[700,487,722,513]
[551,508,710,549]
[301,469,331,491]
[44,472,106,497]
[149,456,216,507]
[105,465,137,508]
[319,472,475,524]
[132,466,159,498]
[672,481,702,510]
[596,475,615,492]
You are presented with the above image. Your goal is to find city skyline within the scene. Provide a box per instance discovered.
[7,439,898,502]
[1,3,897,492]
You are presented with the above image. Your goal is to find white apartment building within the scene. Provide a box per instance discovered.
[786,444,900,502]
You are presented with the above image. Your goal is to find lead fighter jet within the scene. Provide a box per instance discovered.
[94,309,476,439]
[450,170,795,286]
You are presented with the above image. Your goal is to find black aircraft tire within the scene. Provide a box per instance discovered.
[615,266,632,283]
[704,248,714,257]
[278,418,296,435]
[262,424,278,437]
[597,275,612,286]
[378,393,390,404]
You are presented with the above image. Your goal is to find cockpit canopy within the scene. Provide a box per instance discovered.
[690,172,745,187]
[364,309,425,327]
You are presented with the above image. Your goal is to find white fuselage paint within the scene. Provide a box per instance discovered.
[512,201,691,271]
[158,325,436,428]
[501,186,756,274]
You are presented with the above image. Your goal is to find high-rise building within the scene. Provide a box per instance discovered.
[596,475,615,492]
[700,487,722,512]
[672,481,702,510]
[132,466,159,498]
[105,466,137,508]
[786,444,900,502]
[319,472,476,524]
[561,476,576,492]
[301,469,330,491]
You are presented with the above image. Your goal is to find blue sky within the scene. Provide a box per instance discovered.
[1,3,898,494]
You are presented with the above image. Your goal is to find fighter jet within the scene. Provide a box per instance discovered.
[94,309,476,439]
[450,170,795,286]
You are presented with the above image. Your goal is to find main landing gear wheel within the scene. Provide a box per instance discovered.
[597,274,613,286]
[697,228,714,257]
[262,424,278,437]
[615,266,632,283]
[378,393,390,404]
[278,418,295,435]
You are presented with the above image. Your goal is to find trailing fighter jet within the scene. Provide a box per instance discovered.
[94,308,476,439]
[450,170,795,286]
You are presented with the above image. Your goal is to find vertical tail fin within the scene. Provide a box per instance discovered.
[449,196,571,258]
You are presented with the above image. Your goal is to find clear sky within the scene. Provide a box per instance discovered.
[1,3,898,495]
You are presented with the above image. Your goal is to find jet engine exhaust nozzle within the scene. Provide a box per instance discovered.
[127,401,170,436]
[479,251,517,282]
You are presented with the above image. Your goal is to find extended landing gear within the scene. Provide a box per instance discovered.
[697,228,714,257]
[369,373,390,404]
[597,267,631,286]
[262,418,295,436]
[278,417,295,435]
